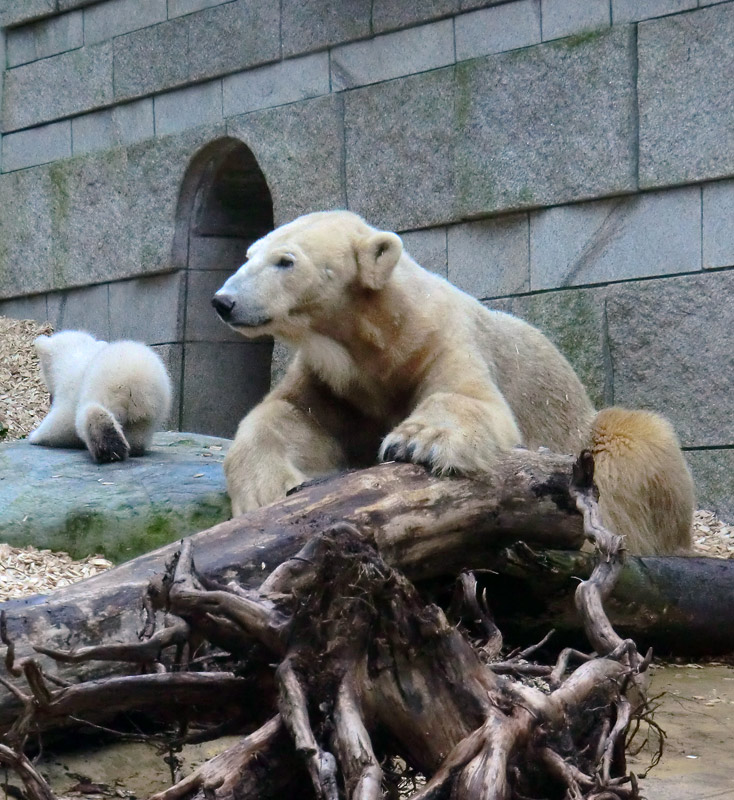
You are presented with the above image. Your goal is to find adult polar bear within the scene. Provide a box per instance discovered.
[212,210,694,555]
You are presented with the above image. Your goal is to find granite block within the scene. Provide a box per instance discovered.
[372,0,458,33]
[606,271,734,447]
[345,68,455,230]
[181,341,272,437]
[281,0,371,57]
[108,272,185,344]
[154,81,223,137]
[638,4,734,187]
[703,179,734,269]
[7,10,83,67]
[46,283,111,339]
[3,42,113,132]
[223,53,329,118]
[2,120,71,172]
[530,187,702,290]
[400,227,448,277]
[184,269,244,342]
[448,214,530,298]
[187,0,280,83]
[228,94,346,224]
[71,98,155,155]
[612,0,696,24]
[331,19,454,91]
[456,26,637,217]
[455,0,541,61]
[84,0,167,45]
[540,0,610,41]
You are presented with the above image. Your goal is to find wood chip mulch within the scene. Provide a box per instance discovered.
[0,316,53,442]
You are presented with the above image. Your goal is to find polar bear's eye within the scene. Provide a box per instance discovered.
[275,256,294,269]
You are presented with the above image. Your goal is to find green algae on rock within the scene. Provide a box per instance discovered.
[0,431,231,562]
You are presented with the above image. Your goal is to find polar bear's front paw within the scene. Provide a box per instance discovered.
[379,420,479,476]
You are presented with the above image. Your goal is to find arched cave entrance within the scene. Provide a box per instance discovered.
[174,138,274,437]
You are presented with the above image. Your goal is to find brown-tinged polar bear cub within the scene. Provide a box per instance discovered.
[29,331,171,463]
[212,210,694,555]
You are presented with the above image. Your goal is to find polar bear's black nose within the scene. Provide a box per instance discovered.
[212,294,236,320]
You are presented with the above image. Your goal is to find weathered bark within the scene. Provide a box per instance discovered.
[479,546,734,656]
[0,463,647,800]
[0,452,585,715]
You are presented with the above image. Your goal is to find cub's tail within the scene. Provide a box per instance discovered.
[589,407,695,556]
[76,402,130,463]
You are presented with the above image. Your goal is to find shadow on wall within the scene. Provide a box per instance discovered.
[173,137,275,438]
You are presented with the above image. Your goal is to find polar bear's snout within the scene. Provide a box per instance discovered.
[212,290,272,330]
[211,293,236,320]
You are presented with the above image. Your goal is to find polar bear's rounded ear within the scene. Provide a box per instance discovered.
[356,231,403,290]
[33,335,51,354]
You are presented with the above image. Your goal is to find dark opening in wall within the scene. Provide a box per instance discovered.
[174,138,274,438]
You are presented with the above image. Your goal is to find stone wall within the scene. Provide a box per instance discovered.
[0,0,731,516]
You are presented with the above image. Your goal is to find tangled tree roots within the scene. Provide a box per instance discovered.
[1,453,651,800]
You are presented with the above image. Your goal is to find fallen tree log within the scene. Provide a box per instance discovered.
[476,546,734,657]
[1,449,733,730]
[0,450,585,719]
[0,454,649,799]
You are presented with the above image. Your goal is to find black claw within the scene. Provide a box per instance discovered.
[382,443,400,462]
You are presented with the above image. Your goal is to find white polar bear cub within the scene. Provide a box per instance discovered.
[29,331,172,463]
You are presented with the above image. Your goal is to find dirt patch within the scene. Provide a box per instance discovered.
[0,316,52,442]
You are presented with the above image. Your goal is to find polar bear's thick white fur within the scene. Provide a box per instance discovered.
[212,210,694,555]
[30,331,171,463]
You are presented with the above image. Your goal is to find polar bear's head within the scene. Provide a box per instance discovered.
[212,210,403,341]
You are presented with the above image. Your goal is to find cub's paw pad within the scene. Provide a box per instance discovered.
[89,422,130,463]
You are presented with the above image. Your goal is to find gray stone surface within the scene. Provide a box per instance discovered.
[84,0,167,46]
[154,81,223,137]
[456,26,637,217]
[686,449,734,522]
[185,269,244,342]
[606,271,734,448]
[345,68,455,230]
[638,4,734,187]
[109,272,185,344]
[400,227,448,277]
[0,431,231,562]
[6,10,83,67]
[151,343,183,429]
[0,123,226,299]
[612,0,696,24]
[281,0,371,57]
[0,0,55,28]
[0,294,50,325]
[372,0,458,33]
[168,0,232,17]
[188,236,250,272]
[485,286,608,409]
[222,53,329,118]
[703,179,734,269]
[455,0,541,61]
[113,18,189,100]
[448,214,530,298]
[540,0,610,41]
[188,0,280,83]
[2,120,71,172]
[228,94,346,225]
[71,99,155,155]
[530,187,702,290]
[182,341,272,437]
[47,283,111,340]
[2,42,113,132]
[331,19,454,91]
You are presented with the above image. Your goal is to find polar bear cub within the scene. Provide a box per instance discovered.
[29,331,171,463]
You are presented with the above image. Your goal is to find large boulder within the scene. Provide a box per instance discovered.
[0,431,231,562]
